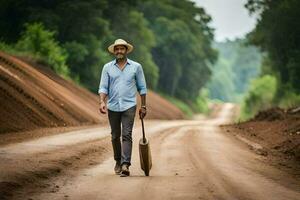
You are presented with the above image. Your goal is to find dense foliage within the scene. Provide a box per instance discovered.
[0,0,216,108]
[239,0,300,119]
[240,75,277,120]
[207,39,262,102]
[245,0,300,104]
[17,23,70,77]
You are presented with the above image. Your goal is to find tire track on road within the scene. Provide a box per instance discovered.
[0,121,193,200]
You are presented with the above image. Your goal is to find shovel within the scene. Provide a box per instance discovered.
[139,118,152,176]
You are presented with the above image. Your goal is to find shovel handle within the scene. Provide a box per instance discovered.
[141,118,146,143]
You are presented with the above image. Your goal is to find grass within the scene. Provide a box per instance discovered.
[157,93,194,118]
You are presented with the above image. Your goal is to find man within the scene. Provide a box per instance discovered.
[98,39,147,177]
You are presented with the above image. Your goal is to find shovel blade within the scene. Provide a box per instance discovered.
[139,138,152,176]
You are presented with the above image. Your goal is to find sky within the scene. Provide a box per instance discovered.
[193,0,257,42]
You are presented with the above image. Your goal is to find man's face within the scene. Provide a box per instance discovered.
[114,45,127,59]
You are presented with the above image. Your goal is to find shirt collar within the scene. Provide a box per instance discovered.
[113,58,131,66]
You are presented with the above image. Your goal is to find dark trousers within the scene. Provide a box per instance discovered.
[108,106,136,166]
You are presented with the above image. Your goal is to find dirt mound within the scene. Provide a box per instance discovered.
[0,51,184,134]
[224,106,300,168]
[252,107,286,121]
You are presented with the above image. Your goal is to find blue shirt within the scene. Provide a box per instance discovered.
[98,58,147,112]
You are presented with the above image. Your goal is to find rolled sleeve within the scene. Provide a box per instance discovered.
[136,64,147,95]
[98,65,109,94]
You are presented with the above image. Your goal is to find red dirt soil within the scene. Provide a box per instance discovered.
[223,107,300,168]
[0,51,184,134]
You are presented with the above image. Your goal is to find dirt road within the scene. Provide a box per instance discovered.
[1,103,299,200]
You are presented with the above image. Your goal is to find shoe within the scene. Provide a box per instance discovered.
[114,162,121,175]
[120,163,130,177]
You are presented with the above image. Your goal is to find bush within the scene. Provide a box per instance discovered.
[15,23,69,78]
[240,75,277,120]
[278,84,300,108]
[158,93,193,118]
[159,88,211,118]
[0,41,17,53]
[194,88,210,114]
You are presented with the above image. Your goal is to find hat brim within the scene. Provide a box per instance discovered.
[108,43,133,54]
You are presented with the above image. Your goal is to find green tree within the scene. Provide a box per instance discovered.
[0,0,111,90]
[141,0,217,102]
[241,75,277,120]
[207,58,236,102]
[207,39,262,102]
[16,22,69,77]
[0,0,218,109]
[246,0,300,94]
[108,10,159,89]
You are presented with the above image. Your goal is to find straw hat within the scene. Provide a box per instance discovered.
[108,39,133,54]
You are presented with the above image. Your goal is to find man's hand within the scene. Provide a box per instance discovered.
[99,102,107,114]
[139,106,147,119]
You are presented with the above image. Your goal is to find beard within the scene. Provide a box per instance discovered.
[116,53,125,59]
